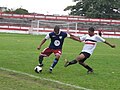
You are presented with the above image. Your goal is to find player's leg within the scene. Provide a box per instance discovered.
[78,52,93,74]
[35,54,44,73]
[64,52,87,67]
[64,54,83,67]
[64,52,93,73]
[36,48,52,68]
[38,55,44,67]
[35,48,52,73]
[49,49,62,73]
[79,61,93,74]
[38,48,52,66]
[50,54,60,69]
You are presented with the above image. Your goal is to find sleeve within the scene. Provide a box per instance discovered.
[80,34,87,41]
[67,33,70,37]
[45,33,50,40]
[96,35,105,42]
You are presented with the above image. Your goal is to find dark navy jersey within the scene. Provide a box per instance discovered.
[45,31,68,49]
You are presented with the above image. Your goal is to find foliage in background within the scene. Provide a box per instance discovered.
[4,7,29,14]
[64,0,120,19]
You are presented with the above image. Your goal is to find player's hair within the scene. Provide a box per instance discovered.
[89,27,95,32]
[54,25,60,31]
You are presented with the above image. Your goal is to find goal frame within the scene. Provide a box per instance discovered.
[29,20,78,35]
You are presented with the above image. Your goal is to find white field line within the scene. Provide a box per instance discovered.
[0,67,92,90]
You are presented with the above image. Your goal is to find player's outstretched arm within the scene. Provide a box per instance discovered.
[68,33,81,42]
[104,41,116,48]
[37,39,47,50]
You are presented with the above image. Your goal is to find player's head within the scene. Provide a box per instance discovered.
[88,27,95,36]
[54,25,60,34]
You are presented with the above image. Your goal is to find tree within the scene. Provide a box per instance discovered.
[4,8,14,13]
[13,8,29,14]
[4,7,29,14]
[64,0,120,19]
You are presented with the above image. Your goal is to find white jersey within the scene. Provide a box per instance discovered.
[80,34,105,55]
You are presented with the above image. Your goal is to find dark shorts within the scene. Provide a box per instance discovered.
[80,52,91,62]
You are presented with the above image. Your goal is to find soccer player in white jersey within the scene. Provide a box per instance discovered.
[64,27,115,74]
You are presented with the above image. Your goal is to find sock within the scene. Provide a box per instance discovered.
[84,65,93,71]
[68,60,77,65]
[80,64,93,71]
[39,55,43,64]
[79,61,93,71]
[51,58,59,68]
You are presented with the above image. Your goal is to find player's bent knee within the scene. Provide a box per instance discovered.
[55,56,60,60]
[55,54,61,59]
[79,61,84,65]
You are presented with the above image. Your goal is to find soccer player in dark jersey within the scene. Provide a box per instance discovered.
[35,25,80,73]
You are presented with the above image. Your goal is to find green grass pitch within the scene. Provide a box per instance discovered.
[0,33,120,90]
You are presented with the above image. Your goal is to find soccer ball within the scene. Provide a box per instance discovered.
[34,66,42,73]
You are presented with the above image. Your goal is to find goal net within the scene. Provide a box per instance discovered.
[29,20,78,35]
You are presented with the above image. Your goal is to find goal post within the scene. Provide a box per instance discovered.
[29,20,78,35]
[29,20,40,35]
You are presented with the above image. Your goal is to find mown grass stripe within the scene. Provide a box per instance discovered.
[0,67,92,90]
